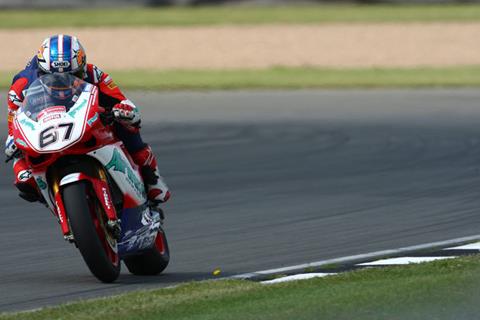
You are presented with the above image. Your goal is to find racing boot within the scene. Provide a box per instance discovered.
[13,158,44,203]
[131,145,171,204]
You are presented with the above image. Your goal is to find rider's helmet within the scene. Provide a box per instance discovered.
[37,34,87,78]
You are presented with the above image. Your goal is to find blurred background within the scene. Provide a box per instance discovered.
[0,0,479,7]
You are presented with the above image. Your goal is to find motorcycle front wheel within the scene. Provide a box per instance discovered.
[63,181,120,283]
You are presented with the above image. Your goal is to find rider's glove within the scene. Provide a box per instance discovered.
[112,100,140,126]
[5,135,19,159]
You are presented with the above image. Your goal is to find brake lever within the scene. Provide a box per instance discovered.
[98,106,114,126]
[100,112,114,126]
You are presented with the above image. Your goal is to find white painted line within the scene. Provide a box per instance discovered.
[230,234,480,280]
[357,256,456,266]
[261,273,337,285]
[445,241,480,251]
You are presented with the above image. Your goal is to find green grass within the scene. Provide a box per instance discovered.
[107,66,480,89]
[3,66,479,90]
[3,66,480,90]
[2,4,480,28]
[2,255,480,320]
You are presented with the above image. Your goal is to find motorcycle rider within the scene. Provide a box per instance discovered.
[5,34,171,204]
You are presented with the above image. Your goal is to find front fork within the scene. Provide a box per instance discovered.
[50,166,120,242]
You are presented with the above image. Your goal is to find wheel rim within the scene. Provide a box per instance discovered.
[93,215,119,267]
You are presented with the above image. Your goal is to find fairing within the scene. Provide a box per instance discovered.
[14,74,98,154]
[88,143,147,207]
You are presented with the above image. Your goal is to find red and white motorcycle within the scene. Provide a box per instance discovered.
[10,73,169,283]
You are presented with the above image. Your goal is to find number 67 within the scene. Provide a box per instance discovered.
[39,122,74,148]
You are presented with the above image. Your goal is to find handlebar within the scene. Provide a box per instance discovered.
[98,106,115,126]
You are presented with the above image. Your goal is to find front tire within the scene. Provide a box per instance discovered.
[124,227,170,275]
[63,181,120,283]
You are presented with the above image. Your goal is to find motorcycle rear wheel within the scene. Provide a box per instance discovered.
[63,181,120,283]
[124,226,170,275]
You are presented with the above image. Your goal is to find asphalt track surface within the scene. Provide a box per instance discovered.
[1,89,480,312]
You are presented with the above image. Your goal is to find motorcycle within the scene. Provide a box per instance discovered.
[9,73,169,283]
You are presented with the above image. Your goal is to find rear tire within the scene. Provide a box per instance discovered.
[124,227,170,275]
[63,182,120,283]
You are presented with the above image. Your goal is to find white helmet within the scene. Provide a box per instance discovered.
[37,34,86,75]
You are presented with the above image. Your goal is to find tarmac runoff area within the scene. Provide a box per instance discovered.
[1,89,480,311]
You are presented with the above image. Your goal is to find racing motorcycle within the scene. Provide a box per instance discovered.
[9,73,169,283]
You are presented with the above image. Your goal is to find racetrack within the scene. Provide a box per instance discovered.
[1,89,480,312]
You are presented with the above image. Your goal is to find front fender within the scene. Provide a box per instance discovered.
[59,172,118,223]
[59,173,88,187]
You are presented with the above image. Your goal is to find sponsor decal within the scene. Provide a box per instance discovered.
[105,148,146,197]
[51,60,70,69]
[15,138,28,148]
[39,106,66,115]
[37,44,47,63]
[73,48,85,68]
[107,81,118,90]
[56,201,64,223]
[18,170,32,182]
[19,118,35,131]
[120,229,156,251]
[102,187,112,210]
[68,99,87,118]
[103,75,112,84]
[36,177,47,190]
[37,106,66,122]
[87,113,99,126]
[103,74,117,90]
[42,114,62,123]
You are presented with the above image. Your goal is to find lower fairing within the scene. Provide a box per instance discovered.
[118,205,161,257]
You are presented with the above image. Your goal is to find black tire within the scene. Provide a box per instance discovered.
[124,227,170,275]
[63,181,120,283]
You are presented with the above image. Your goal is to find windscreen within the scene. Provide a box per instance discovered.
[22,73,89,122]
